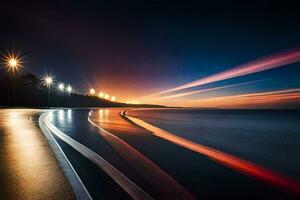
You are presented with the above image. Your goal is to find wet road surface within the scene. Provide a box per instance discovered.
[0,109,75,200]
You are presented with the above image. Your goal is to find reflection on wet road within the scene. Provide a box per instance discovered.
[47,108,300,200]
[0,109,75,200]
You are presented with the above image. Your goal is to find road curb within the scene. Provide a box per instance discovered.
[39,112,92,200]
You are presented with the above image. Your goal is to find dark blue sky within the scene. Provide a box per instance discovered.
[1,0,300,105]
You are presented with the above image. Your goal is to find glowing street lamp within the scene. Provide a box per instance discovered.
[3,52,22,73]
[98,92,104,98]
[44,76,53,86]
[2,52,23,105]
[104,93,109,100]
[9,59,17,67]
[43,75,54,108]
[67,85,72,94]
[58,83,64,91]
[111,96,116,101]
[90,88,95,95]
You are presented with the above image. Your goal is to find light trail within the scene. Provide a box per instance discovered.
[156,79,268,100]
[42,112,154,200]
[189,88,300,108]
[146,48,300,98]
[122,110,300,195]
[88,113,196,200]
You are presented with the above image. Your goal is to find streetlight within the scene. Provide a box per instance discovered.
[111,96,116,101]
[58,83,64,91]
[98,92,104,98]
[58,83,65,106]
[104,93,109,100]
[43,75,54,108]
[2,52,23,105]
[90,88,95,95]
[3,52,22,73]
[67,85,72,94]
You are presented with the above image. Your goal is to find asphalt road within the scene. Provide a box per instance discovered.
[2,108,298,200]
[0,109,75,200]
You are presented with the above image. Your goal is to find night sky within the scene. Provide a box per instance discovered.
[1,1,300,107]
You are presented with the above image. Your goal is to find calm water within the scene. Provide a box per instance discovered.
[128,109,300,179]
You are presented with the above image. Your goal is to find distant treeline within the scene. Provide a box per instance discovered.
[0,72,164,108]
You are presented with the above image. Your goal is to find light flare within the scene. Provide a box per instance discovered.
[43,74,54,87]
[58,83,64,91]
[2,51,23,72]
[90,88,95,95]
[67,85,72,93]
[98,92,104,98]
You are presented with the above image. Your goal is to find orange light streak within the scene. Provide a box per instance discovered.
[89,113,196,200]
[189,88,300,108]
[123,111,300,195]
[157,79,268,100]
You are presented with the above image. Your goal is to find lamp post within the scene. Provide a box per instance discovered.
[3,53,22,106]
[66,85,72,106]
[58,83,65,106]
[98,92,104,98]
[111,96,116,102]
[4,54,22,73]
[90,88,95,96]
[43,75,53,108]
[58,83,64,92]
[67,85,72,94]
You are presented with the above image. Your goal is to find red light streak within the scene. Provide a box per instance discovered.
[88,115,196,200]
[123,111,300,195]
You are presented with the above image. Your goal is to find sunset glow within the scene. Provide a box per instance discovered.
[2,2,300,199]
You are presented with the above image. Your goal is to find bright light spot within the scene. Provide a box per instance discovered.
[126,101,140,104]
[9,59,17,67]
[104,94,109,100]
[111,96,116,101]
[98,92,104,98]
[58,83,64,91]
[67,85,72,93]
[90,88,95,95]
[43,75,54,86]
[2,51,23,72]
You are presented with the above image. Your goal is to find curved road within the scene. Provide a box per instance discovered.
[42,108,300,200]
